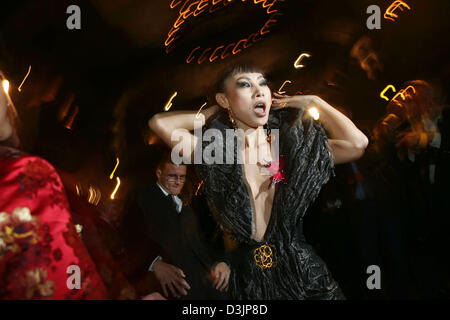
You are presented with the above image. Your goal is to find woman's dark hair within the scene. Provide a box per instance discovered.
[215,64,266,93]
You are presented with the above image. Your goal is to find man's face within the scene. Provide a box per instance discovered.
[156,163,187,196]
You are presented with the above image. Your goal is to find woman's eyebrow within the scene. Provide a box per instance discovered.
[236,76,265,81]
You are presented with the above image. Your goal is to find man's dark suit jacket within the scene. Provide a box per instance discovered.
[121,183,224,299]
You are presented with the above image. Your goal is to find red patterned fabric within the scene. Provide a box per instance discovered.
[0,147,108,299]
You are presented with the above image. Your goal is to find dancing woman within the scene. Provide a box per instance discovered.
[148,65,368,299]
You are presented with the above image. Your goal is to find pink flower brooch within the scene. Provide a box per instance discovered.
[264,156,287,188]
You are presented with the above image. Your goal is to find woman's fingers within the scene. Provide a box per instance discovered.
[271,99,288,109]
[273,92,291,98]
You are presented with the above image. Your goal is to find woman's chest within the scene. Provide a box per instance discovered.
[242,163,276,214]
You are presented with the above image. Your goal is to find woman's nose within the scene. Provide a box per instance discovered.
[254,85,264,97]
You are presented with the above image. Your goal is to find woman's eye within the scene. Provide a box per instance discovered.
[237,81,250,88]
[259,81,268,86]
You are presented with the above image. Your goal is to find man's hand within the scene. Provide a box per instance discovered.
[210,262,230,292]
[152,260,190,298]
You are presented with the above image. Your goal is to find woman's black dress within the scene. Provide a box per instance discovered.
[196,107,345,300]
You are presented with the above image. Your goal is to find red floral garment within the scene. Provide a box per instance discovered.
[0,147,108,299]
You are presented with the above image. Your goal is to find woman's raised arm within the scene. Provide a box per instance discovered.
[148,106,219,162]
[272,93,368,164]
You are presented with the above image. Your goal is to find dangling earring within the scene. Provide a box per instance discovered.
[228,108,236,129]
[264,123,272,143]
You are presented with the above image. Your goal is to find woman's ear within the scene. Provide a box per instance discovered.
[215,93,229,109]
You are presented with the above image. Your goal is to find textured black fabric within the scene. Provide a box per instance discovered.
[196,107,345,300]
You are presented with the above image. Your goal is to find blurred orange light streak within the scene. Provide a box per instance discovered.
[109,157,120,180]
[185,14,277,64]
[196,102,208,119]
[221,43,236,60]
[380,85,396,101]
[64,105,79,130]
[194,0,209,16]
[110,177,121,200]
[384,0,411,22]
[166,0,281,56]
[170,0,183,9]
[390,85,415,103]
[232,39,248,54]
[18,66,31,92]
[197,48,212,64]
[278,80,291,94]
[187,46,201,63]
[195,180,204,196]
[403,85,416,97]
[294,53,311,69]
[253,0,279,14]
[209,45,224,62]
[87,186,101,205]
[164,92,178,111]
[392,91,405,102]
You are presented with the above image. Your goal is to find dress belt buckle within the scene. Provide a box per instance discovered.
[253,243,276,269]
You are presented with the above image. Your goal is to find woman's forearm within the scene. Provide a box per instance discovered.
[148,106,218,147]
[314,97,368,149]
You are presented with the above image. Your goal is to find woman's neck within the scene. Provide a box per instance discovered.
[234,121,272,165]
[234,121,265,149]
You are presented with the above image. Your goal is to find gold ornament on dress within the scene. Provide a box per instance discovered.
[254,244,276,269]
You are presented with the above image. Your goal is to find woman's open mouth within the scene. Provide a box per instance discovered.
[253,102,266,117]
